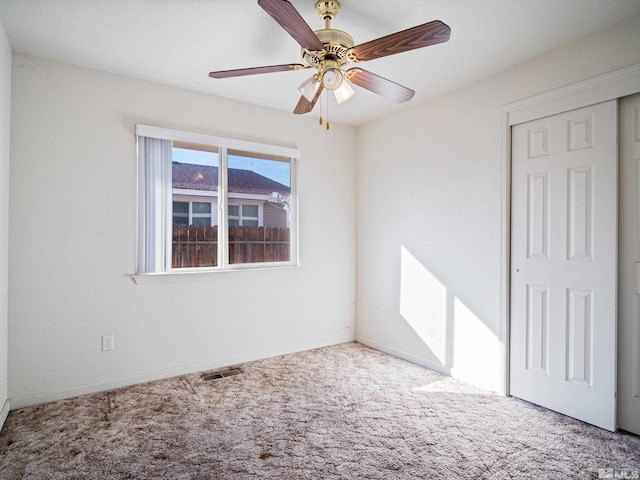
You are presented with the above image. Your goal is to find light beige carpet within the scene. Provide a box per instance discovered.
[0,342,638,479]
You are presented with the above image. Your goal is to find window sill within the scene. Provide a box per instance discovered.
[132,264,300,284]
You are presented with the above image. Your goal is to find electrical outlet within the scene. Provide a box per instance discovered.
[376,310,382,323]
[102,334,114,351]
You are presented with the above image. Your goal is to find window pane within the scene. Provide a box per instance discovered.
[228,151,291,264]
[242,205,258,218]
[193,202,211,214]
[173,201,189,214]
[172,145,219,268]
[172,202,189,225]
[172,148,219,194]
[228,205,239,216]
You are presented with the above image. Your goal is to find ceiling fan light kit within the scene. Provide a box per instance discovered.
[208,0,451,124]
[321,65,343,90]
[333,80,354,104]
[297,74,321,101]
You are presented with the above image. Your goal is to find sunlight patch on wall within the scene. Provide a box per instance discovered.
[399,246,447,363]
[453,297,499,379]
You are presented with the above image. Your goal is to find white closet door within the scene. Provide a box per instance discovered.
[510,100,617,431]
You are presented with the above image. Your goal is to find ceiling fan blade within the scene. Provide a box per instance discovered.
[209,64,304,79]
[258,0,324,51]
[352,20,450,62]
[346,68,415,103]
[293,84,324,114]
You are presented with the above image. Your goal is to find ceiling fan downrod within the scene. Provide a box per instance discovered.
[315,0,340,29]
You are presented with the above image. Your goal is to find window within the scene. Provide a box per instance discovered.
[172,201,189,225]
[136,125,298,274]
[228,204,259,227]
[172,201,214,226]
[228,205,239,226]
[172,201,213,226]
[192,202,212,226]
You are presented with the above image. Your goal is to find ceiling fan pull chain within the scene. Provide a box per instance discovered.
[326,89,330,131]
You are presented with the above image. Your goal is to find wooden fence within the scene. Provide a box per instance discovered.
[172,225,290,268]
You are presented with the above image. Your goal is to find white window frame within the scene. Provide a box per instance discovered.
[135,124,299,280]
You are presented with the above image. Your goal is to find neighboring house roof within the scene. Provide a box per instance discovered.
[172,162,290,196]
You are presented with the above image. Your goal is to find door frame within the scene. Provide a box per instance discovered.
[498,63,640,397]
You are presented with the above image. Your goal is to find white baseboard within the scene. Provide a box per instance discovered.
[10,333,355,410]
[0,399,10,431]
[355,334,498,393]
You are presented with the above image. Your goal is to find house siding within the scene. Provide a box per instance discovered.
[263,202,288,228]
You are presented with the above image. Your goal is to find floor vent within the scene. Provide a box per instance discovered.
[202,368,242,381]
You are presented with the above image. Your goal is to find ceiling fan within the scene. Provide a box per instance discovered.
[209,0,451,119]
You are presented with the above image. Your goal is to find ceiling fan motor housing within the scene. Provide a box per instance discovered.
[304,0,357,71]
[302,29,354,63]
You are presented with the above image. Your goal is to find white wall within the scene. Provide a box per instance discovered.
[9,54,357,407]
[7,14,640,410]
[356,16,640,391]
[0,19,10,424]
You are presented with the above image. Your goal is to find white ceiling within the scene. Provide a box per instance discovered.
[1,0,639,126]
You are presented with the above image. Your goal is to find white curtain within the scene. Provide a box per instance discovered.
[143,136,172,273]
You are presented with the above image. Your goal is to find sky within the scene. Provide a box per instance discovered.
[172,147,291,187]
